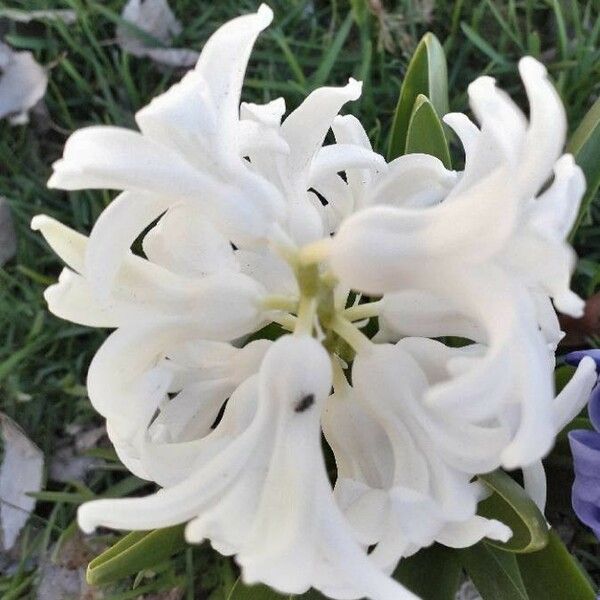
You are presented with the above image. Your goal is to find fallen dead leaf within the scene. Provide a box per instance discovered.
[0,8,77,24]
[0,412,44,551]
[116,0,199,68]
[0,41,48,124]
[50,425,105,483]
[0,197,16,266]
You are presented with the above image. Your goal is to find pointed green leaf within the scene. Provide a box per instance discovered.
[459,543,528,600]
[393,543,462,600]
[388,32,448,160]
[86,524,187,585]
[478,470,549,553]
[405,94,452,168]
[517,530,596,600]
[568,97,600,238]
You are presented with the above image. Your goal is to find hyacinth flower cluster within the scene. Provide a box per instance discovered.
[32,5,597,599]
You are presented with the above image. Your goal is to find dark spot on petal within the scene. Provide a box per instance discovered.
[294,394,315,413]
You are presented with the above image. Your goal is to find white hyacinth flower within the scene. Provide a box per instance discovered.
[33,4,595,600]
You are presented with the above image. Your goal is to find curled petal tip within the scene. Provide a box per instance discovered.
[30,214,51,232]
[346,78,363,100]
[467,75,496,96]
[555,292,585,318]
[519,56,547,78]
[257,4,274,25]
[77,505,97,535]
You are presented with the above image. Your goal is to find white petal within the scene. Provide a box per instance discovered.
[332,114,376,207]
[31,214,86,272]
[468,75,527,163]
[518,57,567,199]
[240,97,286,127]
[47,126,278,242]
[281,79,362,180]
[367,153,457,208]
[135,69,217,163]
[522,461,547,513]
[309,144,385,184]
[142,203,239,278]
[380,289,483,342]
[238,119,290,156]
[435,515,512,548]
[329,167,518,295]
[236,247,298,296]
[85,191,172,297]
[193,4,273,155]
[552,355,596,431]
[529,154,585,240]
[442,112,479,161]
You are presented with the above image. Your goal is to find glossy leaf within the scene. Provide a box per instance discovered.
[394,543,462,600]
[568,96,600,238]
[405,94,452,167]
[388,32,448,160]
[86,524,186,585]
[517,530,596,600]
[478,470,549,553]
[459,543,528,600]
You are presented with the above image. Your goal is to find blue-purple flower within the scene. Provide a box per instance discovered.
[567,350,600,538]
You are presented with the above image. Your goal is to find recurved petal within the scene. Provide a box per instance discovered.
[518,57,567,199]
[135,69,217,163]
[367,154,457,209]
[331,114,376,209]
[281,79,362,180]
[528,154,585,241]
[309,144,385,185]
[435,515,511,548]
[193,4,273,153]
[46,126,278,243]
[442,113,479,163]
[47,126,222,197]
[142,203,239,278]
[380,289,483,342]
[329,166,518,295]
[552,356,596,432]
[31,214,86,272]
[85,191,172,297]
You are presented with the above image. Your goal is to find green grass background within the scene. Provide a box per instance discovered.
[0,0,599,597]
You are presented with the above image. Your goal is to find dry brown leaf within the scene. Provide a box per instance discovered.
[116,0,199,68]
[0,41,48,124]
[0,412,44,551]
[0,197,16,266]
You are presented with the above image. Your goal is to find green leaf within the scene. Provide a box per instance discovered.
[405,94,452,168]
[568,96,600,238]
[387,32,448,160]
[227,581,287,599]
[393,543,462,600]
[459,543,528,600]
[86,524,187,585]
[478,470,548,553]
[227,580,327,600]
[517,530,596,600]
